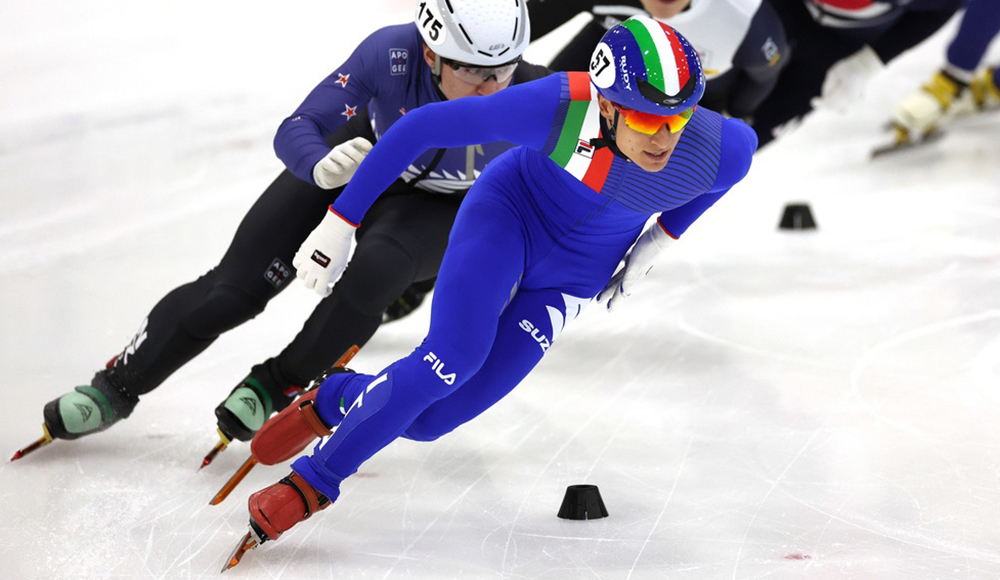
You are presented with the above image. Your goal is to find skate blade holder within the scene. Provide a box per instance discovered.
[11,423,54,462]
[210,455,260,505]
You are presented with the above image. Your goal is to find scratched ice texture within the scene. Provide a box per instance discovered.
[2,2,1000,579]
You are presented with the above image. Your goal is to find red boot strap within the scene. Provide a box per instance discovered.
[298,399,333,438]
[286,472,328,519]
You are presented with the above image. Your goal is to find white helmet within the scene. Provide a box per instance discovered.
[414,0,530,67]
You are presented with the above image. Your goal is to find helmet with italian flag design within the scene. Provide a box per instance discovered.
[589,15,705,116]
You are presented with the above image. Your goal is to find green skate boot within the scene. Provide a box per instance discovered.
[41,373,138,440]
[13,373,138,460]
[214,362,302,444]
[201,346,359,473]
[201,361,306,469]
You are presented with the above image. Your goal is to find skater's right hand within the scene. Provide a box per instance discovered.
[293,208,357,297]
[312,137,374,190]
[597,219,675,312]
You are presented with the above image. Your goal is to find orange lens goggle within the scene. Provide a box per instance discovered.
[614,104,695,135]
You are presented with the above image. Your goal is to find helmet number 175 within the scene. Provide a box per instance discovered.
[417,2,445,42]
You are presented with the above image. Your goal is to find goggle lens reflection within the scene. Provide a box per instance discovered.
[443,57,520,84]
[615,104,695,135]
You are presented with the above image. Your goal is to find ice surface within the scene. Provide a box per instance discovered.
[2,2,1000,579]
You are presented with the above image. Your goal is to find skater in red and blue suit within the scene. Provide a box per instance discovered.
[230,16,758,554]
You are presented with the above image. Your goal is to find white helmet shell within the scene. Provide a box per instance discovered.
[414,0,530,66]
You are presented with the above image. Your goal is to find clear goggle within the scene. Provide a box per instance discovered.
[614,103,695,135]
[441,56,521,85]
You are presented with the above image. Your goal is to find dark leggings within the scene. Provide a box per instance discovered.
[100,112,463,406]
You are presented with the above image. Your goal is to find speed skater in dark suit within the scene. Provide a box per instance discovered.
[226,16,757,556]
[26,0,550,457]
[529,0,791,120]
[752,0,964,148]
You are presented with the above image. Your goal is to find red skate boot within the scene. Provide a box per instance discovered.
[249,472,330,543]
[250,387,334,466]
[222,472,330,571]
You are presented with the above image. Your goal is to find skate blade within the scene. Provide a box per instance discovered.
[199,429,231,471]
[11,424,54,462]
[335,345,359,369]
[871,125,943,158]
[209,455,259,505]
[221,531,258,572]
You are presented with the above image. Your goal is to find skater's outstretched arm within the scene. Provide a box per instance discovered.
[273,26,390,183]
[331,74,561,224]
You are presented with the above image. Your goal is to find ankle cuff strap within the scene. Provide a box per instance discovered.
[285,472,329,519]
[298,399,333,438]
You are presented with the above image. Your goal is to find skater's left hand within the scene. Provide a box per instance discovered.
[597,220,674,311]
[293,208,357,297]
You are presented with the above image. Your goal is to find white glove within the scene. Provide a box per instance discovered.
[816,45,883,113]
[311,137,373,190]
[597,221,675,312]
[293,209,357,297]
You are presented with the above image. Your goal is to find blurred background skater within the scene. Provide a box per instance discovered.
[884,0,1000,150]
[16,0,546,464]
[752,0,964,149]
[528,0,791,121]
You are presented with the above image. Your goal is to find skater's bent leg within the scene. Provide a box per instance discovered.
[53,117,374,438]
[403,288,587,441]
[291,195,527,499]
[103,169,333,398]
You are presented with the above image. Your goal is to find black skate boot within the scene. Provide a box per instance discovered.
[383,278,436,323]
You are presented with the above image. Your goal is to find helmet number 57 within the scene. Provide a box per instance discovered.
[590,48,611,77]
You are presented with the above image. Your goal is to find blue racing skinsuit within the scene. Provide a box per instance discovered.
[291,72,758,501]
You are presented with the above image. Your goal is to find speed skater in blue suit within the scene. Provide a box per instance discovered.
[229,15,758,553]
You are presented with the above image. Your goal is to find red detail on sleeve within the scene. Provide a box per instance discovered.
[581,144,614,192]
[810,0,874,9]
[656,218,678,239]
[567,72,592,102]
[329,206,359,228]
